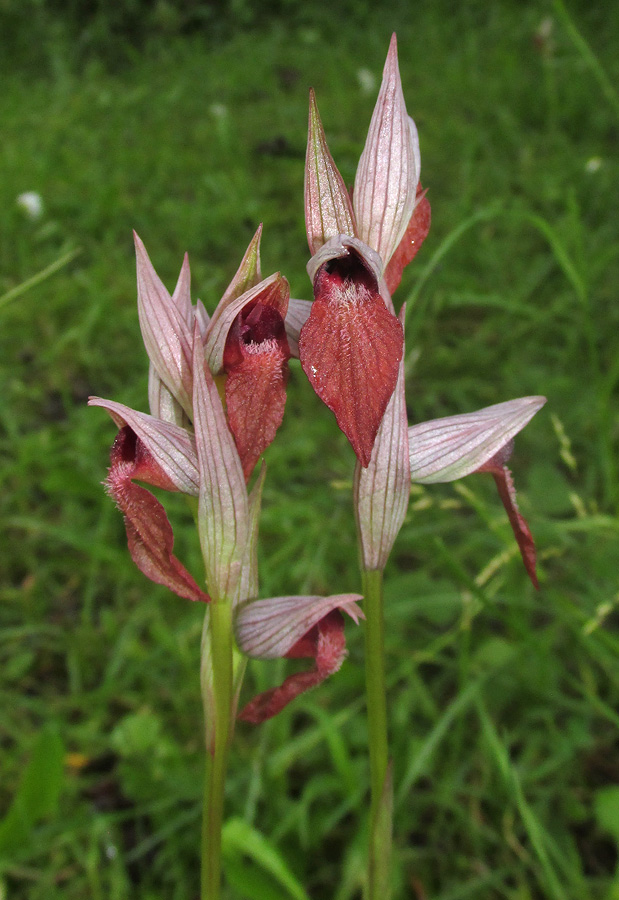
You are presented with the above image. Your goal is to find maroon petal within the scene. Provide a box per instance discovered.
[106,426,209,603]
[299,253,403,467]
[383,184,431,295]
[238,611,347,724]
[224,301,290,481]
[480,461,539,589]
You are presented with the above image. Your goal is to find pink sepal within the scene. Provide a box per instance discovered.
[305,89,357,255]
[134,233,194,418]
[353,34,420,268]
[192,323,249,604]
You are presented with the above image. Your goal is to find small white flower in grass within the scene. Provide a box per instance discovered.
[16,191,44,220]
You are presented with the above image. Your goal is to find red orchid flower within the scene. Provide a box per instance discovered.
[300,34,431,467]
[407,396,547,587]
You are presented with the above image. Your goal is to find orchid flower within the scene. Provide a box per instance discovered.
[407,395,547,587]
[299,33,431,467]
[90,233,363,730]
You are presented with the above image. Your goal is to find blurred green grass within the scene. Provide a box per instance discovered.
[1,1,619,897]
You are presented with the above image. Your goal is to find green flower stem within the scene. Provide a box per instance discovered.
[201,598,234,900]
[362,567,392,900]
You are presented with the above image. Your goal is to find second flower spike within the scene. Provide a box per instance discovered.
[299,35,430,467]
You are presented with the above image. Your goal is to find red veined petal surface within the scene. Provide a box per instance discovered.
[383,184,431,295]
[299,253,403,467]
[478,457,539,589]
[106,427,209,603]
[224,301,290,481]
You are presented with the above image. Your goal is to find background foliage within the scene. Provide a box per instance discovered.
[1,0,618,897]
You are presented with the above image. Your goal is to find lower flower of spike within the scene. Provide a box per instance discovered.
[235,593,364,724]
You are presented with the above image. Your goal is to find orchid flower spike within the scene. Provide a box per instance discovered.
[89,230,291,603]
[408,396,547,587]
[299,34,431,467]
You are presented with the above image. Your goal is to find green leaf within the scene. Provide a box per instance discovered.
[0,726,65,857]
[594,786,619,845]
[222,818,310,900]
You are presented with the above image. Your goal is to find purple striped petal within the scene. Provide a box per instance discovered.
[353,34,420,267]
[192,324,249,603]
[408,397,546,484]
[354,306,410,570]
[235,593,363,660]
[134,233,194,418]
[305,89,357,255]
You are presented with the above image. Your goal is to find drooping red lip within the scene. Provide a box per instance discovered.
[299,251,403,467]
[224,300,291,481]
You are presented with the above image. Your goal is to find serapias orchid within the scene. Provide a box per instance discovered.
[90,233,362,728]
[407,396,546,587]
[354,383,546,585]
[299,33,431,467]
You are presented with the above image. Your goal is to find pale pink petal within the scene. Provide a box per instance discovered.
[305,89,357,255]
[147,362,188,427]
[134,232,194,418]
[192,324,249,603]
[354,306,410,570]
[284,298,313,359]
[408,397,546,484]
[235,593,363,659]
[353,34,420,267]
[171,252,193,328]
[88,396,199,495]
[238,609,360,723]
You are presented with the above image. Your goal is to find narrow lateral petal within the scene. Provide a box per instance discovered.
[284,297,313,359]
[383,184,431,295]
[88,397,199,495]
[354,306,410,570]
[224,300,291,481]
[479,460,539,589]
[305,89,357,255]
[134,232,194,418]
[238,605,361,724]
[192,324,249,603]
[353,34,420,267]
[105,427,209,603]
[300,251,404,467]
[408,397,546,484]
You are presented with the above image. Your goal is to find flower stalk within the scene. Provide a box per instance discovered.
[201,599,234,900]
[362,568,393,900]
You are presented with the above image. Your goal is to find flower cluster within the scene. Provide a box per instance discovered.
[91,33,544,743]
